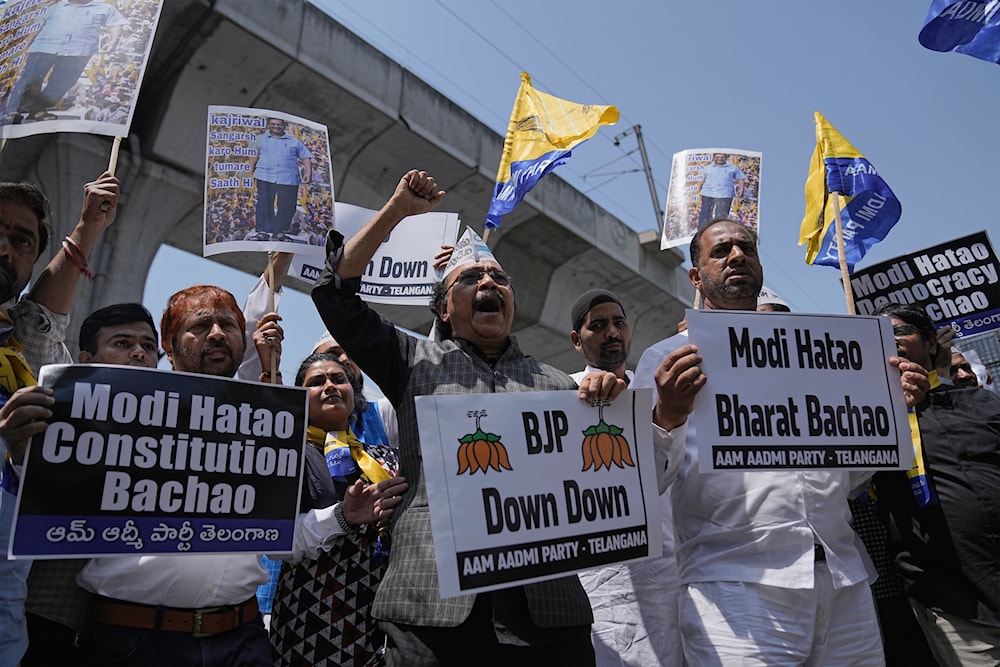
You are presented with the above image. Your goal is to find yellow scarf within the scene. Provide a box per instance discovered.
[0,312,37,475]
[0,312,37,397]
[306,425,392,484]
[904,371,940,507]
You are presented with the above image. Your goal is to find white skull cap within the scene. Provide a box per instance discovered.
[757,286,788,308]
[312,330,334,354]
[440,227,502,281]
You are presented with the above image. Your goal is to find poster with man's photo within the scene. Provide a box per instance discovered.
[0,0,163,138]
[660,148,762,250]
[204,106,334,257]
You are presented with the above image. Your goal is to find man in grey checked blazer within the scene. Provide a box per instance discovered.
[312,170,626,666]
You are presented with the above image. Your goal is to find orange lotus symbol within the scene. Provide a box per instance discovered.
[457,410,513,475]
[582,401,635,471]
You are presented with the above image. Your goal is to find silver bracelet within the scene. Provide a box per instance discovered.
[334,502,361,537]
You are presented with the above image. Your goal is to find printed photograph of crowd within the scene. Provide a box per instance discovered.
[661,149,761,248]
[0,0,160,129]
[204,110,333,254]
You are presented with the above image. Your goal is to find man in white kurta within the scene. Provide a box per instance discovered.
[635,219,928,666]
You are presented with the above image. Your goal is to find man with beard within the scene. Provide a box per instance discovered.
[633,218,930,665]
[949,349,985,388]
[311,170,625,666]
[0,172,120,665]
[568,289,683,667]
[73,286,276,665]
[568,289,631,386]
[873,303,999,665]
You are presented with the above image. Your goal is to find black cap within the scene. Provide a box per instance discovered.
[571,289,624,331]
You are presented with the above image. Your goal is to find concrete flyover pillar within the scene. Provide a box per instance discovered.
[3,133,203,355]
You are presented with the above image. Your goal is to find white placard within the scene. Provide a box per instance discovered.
[416,389,662,598]
[686,310,911,472]
[289,203,460,306]
[0,0,164,139]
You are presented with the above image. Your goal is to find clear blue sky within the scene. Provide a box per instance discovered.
[144,0,1000,379]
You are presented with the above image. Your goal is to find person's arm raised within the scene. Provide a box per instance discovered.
[336,170,445,279]
[28,173,119,315]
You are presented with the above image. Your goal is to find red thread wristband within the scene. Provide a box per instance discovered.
[61,237,93,282]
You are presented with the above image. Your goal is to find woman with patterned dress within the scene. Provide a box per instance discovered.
[270,352,403,666]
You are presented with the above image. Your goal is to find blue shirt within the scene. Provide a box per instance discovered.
[31,0,126,57]
[700,162,745,198]
[252,133,312,185]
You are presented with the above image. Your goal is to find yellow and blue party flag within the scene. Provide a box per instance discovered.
[799,112,901,270]
[485,72,618,229]
[919,0,1000,65]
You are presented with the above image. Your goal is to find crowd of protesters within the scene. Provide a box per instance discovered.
[0,161,995,667]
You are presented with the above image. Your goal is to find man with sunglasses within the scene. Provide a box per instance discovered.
[874,303,1000,665]
[311,170,625,666]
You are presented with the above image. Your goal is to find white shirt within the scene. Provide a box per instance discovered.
[634,333,873,590]
[76,480,360,607]
[571,365,681,666]
[569,365,634,385]
[78,554,266,607]
[238,275,398,448]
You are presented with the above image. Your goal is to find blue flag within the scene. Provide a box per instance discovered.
[799,112,902,270]
[919,0,1000,64]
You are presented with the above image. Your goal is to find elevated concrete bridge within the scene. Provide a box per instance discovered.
[0,0,693,371]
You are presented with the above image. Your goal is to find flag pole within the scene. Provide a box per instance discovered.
[108,136,122,176]
[482,227,492,244]
[99,136,124,213]
[831,192,856,315]
[266,253,278,384]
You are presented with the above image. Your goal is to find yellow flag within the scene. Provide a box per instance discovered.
[799,111,901,269]
[486,72,618,228]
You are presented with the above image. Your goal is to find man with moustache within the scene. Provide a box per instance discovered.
[568,289,632,386]
[949,349,988,388]
[311,170,625,666]
[249,117,312,240]
[634,218,929,665]
[568,289,683,666]
[72,286,275,665]
[0,172,120,665]
[873,303,999,665]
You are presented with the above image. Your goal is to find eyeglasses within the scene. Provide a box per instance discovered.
[448,268,511,289]
[892,324,920,339]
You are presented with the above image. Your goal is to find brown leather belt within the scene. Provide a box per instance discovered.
[91,596,259,637]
